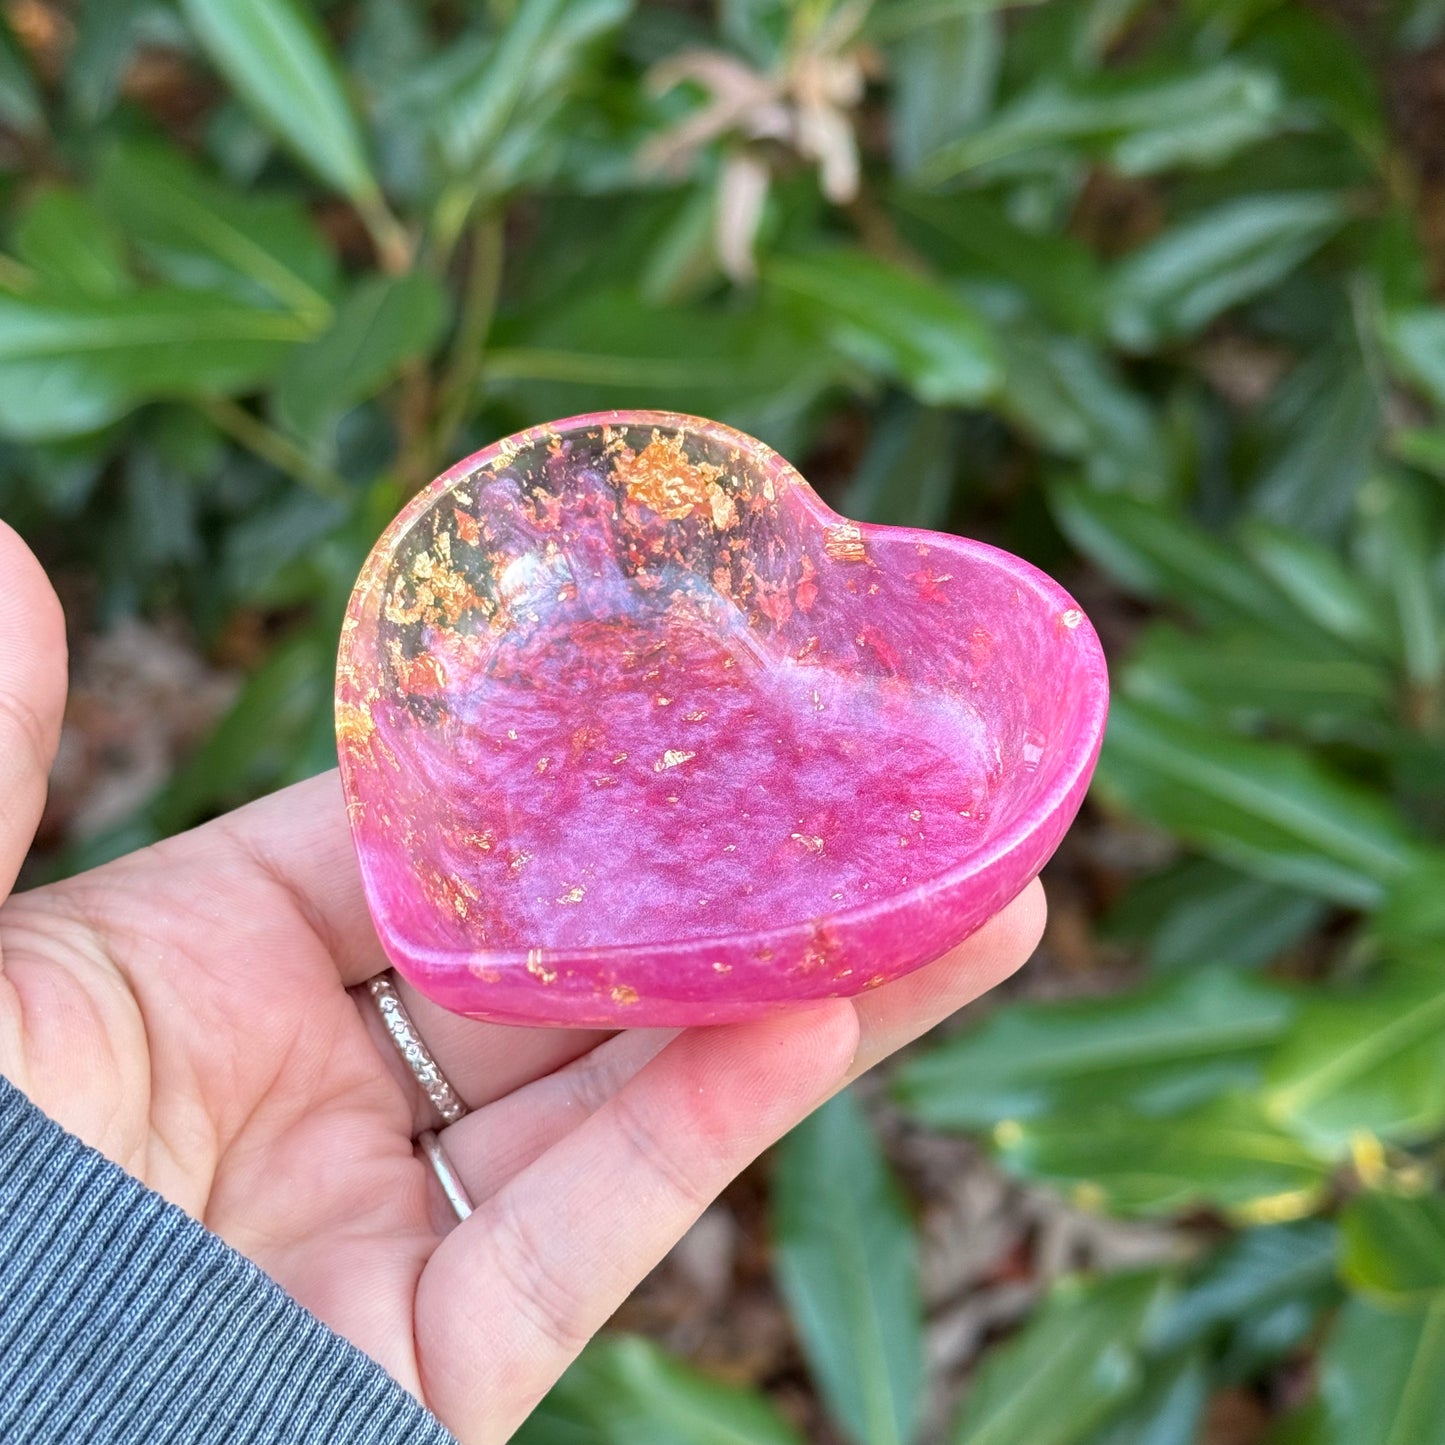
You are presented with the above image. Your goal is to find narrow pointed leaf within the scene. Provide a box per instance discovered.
[97,140,338,321]
[1266,961,1445,1152]
[1107,194,1347,351]
[1150,1223,1337,1353]
[1106,859,1326,976]
[919,63,1284,183]
[14,188,131,299]
[273,271,446,446]
[179,0,379,204]
[1321,1297,1445,1445]
[768,249,1000,405]
[0,289,310,440]
[0,13,43,134]
[1098,700,1427,907]
[894,969,1295,1130]
[1342,1192,1445,1302]
[952,1273,1163,1445]
[773,1091,923,1445]
[516,1335,805,1445]
[995,1093,1330,1218]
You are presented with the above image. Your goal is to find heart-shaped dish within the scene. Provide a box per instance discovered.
[337,412,1107,1026]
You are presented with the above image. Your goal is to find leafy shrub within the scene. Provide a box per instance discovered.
[4,0,1445,1440]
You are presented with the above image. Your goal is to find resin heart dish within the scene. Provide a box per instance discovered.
[337,412,1108,1027]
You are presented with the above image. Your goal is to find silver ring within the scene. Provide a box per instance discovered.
[367,972,469,1125]
[419,1129,474,1222]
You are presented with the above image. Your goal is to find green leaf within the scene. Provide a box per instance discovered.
[1321,1297,1445,1445]
[889,11,999,177]
[1097,699,1428,908]
[1000,330,1166,495]
[1268,1403,1328,1445]
[1105,859,1327,975]
[838,398,959,529]
[993,1093,1330,1219]
[0,288,310,440]
[149,625,333,833]
[434,0,568,174]
[1107,194,1348,351]
[1239,520,1393,654]
[1248,339,1383,536]
[773,1091,923,1445]
[1150,1222,1337,1354]
[866,0,1043,41]
[1245,7,1387,158]
[1123,622,1394,744]
[0,13,43,134]
[65,0,150,125]
[273,271,445,447]
[97,139,338,322]
[894,969,1295,1131]
[1384,306,1445,412]
[951,1272,1163,1445]
[1342,1192,1445,1303]
[1354,473,1445,695]
[179,0,379,204]
[1266,960,1445,1152]
[919,63,1285,184]
[894,191,1106,335]
[419,0,631,221]
[1050,486,1309,634]
[485,289,837,453]
[515,1335,805,1445]
[14,187,131,299]
[1081,1353,1208,1445]
[767,249,1000,405]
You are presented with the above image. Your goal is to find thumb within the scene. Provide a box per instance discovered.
[0,522,67,900]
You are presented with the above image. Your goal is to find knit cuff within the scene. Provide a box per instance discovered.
[0,1076,457,1445]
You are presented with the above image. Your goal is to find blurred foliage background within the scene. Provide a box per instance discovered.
[4,0,1445,1440]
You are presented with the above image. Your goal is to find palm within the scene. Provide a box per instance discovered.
[0,523,1045,1444]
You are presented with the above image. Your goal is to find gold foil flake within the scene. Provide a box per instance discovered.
[612,751,629,764]
[824,522,867,563]
[557,885,586,904]
[335,702,375,756]
[453,508,482,546]
[711,961,732,973]
[389,545,487,628]
[708,485,737,530]
[613,433,730,523]
[791,833,825,856]
[536,756,552,774]
[655,749,696,771]
[654,695,673,706]
[610,984,639,1006]
[1061,608,1084,630]
[386,641,448,695]
[682,709,709,722]
[526,949,557,984]
[384,577,426,626]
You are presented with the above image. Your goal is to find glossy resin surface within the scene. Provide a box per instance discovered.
[337,412,1107,1026]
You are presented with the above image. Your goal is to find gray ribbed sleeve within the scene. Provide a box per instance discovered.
[0,1077,458,1444]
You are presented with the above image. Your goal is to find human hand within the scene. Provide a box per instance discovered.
[0,521,1045,1444]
